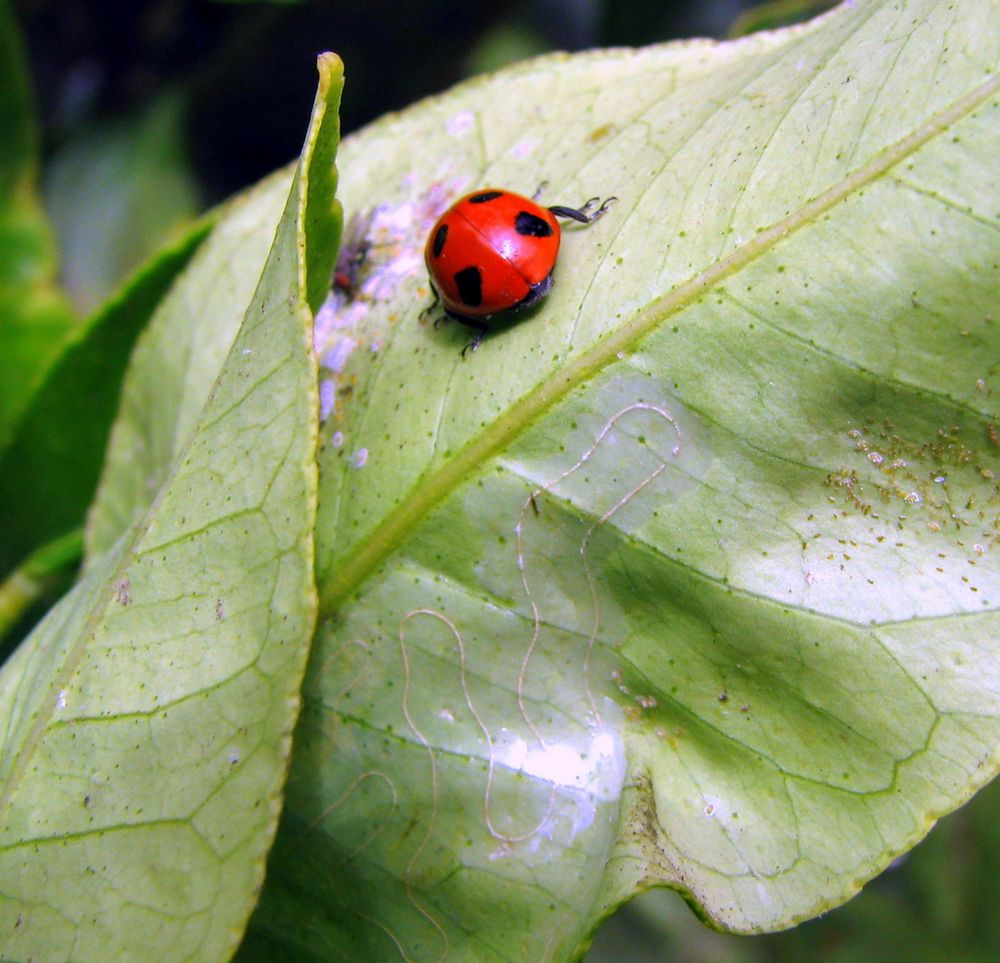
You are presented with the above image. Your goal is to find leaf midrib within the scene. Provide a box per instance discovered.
[318,72,1000,618]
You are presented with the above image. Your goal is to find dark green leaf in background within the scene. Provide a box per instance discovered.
[0,0,211,622]
[727,0,839,38]
[0,225,209,587]
[0,0,76,450]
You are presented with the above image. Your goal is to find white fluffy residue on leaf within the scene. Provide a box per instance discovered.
[359,252,423,302]
[311,178,471,434]
[323,336,356,373]
[313,180,463,361]
[509,137,539,160]
[312,180,470,432]
[446,109,475,138]
[319,379,336,421]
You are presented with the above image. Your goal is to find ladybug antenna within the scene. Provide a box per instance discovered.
[548,196,617,224]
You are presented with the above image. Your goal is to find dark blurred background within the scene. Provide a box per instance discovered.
[18,0,764,204]
[10,1,998,960]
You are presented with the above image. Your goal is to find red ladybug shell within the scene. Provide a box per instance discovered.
[424,189,561,318]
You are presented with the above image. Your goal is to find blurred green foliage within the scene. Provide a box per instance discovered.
[727,0,838,37]
[43,93,200,316]
[0,0,76,447]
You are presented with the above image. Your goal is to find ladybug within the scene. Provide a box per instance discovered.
[424,187,616,353]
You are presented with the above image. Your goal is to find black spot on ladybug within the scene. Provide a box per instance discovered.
[432,224,448,258]
[469,191,504,204]
[515,211,553,237]
[454,266,483,307]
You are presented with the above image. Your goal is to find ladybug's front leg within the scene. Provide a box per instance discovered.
[548,196,617,224]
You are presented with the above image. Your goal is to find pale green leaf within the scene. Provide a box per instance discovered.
[83,165,293,561]
[246,1,998,958]
[0,53,343,962]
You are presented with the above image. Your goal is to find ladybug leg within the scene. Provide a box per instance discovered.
[548,196,617,224]
[456,317,490,357]
[420,285,442,325]
[439,310,490,356]
[532,180,550,201]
